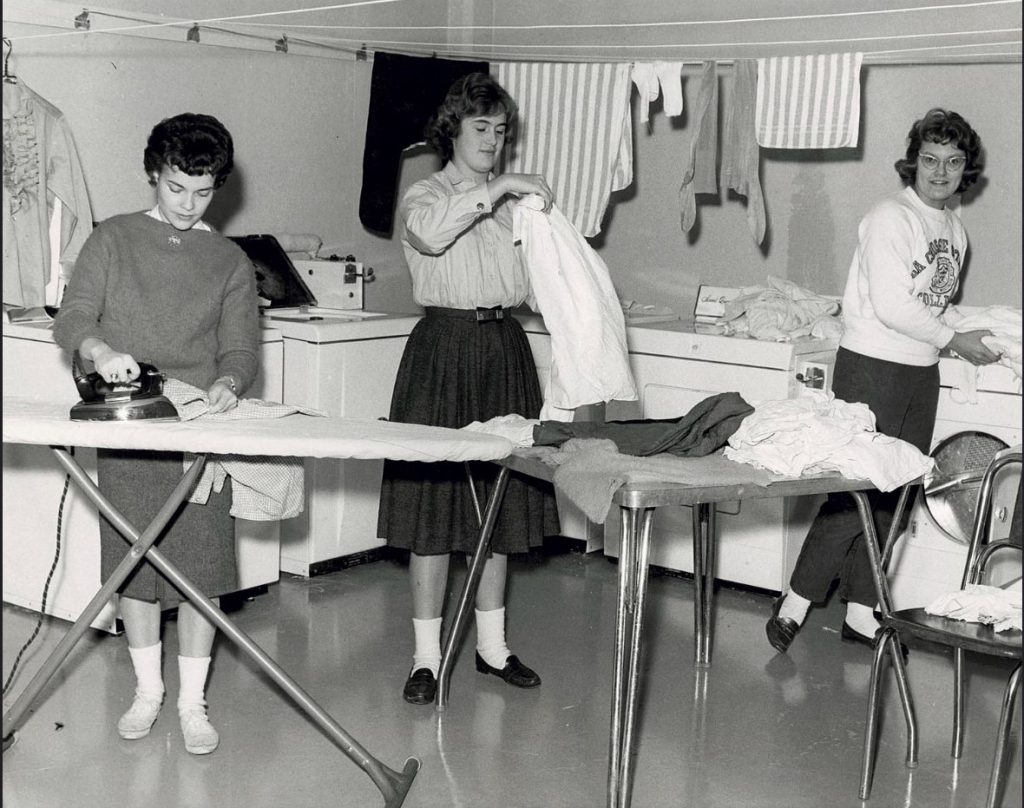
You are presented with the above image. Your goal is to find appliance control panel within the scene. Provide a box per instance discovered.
[292,258,375,310]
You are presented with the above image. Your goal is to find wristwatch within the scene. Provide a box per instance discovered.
[215,375,238,394]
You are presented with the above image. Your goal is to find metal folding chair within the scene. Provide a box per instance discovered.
[859,447,1022,808]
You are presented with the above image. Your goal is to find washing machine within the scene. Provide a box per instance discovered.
[887,356,1022,608]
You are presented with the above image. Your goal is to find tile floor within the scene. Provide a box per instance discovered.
[2,546,1021,808]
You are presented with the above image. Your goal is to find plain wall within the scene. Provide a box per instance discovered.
[3,19,1021,317]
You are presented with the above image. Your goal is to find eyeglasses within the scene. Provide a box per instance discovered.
[918,153,967,171]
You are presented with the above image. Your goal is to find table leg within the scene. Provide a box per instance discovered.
[435,465,511,712]
[607,505,655,808]
[3,447,419,807]
[692,503,717,667]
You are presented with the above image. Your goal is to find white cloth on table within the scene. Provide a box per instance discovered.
[513,195,637,420]
[163,379,320,520]
[926,582,1023,633]
[462,414,539,447]
[724,389,933,491]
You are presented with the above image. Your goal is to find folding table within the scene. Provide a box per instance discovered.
[436,449,913,808]
[1,395,515,808]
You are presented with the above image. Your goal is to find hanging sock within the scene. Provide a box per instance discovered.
[117,641,164,740]
[412,616,442,676]
[720,59,766,245]
[475,607,512,670]
[679,61,719,232]
[177,655,218,755]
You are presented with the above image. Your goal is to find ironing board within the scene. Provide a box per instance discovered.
[1,396,515,808]
[435,449,914,808]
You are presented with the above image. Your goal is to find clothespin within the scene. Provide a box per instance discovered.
[186,24,200,44]
[74,9,90,30]
[275,34,288,53]
[355,43,367,61]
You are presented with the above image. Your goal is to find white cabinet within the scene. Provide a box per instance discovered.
[1,323,285,632]
[274,315,419,575]
[603,322,839,593]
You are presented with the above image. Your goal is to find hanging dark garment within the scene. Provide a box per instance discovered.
[358,52,488,235]
[532,391,754,457]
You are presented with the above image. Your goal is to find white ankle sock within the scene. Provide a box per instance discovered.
[475,607,511,670]
[412,617,442,676]
[845,603,881,637]
[177,655,212,713]
[127,642,164,701]
[778,591,811,625]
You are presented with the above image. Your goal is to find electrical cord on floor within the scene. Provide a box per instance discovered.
[2,455,71,698]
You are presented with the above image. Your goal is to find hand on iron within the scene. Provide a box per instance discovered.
[90,344,141,385]
[207,379,238,413]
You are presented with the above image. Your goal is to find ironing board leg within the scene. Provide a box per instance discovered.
[3,447,420,807]
[692,503,717,667]
[435,465,511,712]
[2,447,206,746]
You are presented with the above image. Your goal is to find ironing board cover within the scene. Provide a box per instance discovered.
[1,397,514,462]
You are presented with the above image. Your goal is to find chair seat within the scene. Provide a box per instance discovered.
[887,609,1023,659]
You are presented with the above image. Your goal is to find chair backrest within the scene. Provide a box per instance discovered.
[963,446,1023,589]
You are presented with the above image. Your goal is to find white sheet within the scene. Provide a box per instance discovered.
[2,397,514,463]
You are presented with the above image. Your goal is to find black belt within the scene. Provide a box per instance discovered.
[425,305,506,323]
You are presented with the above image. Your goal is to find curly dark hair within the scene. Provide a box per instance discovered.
[424,73,518,163]
[894,108,983,193]
[144,113,234,188]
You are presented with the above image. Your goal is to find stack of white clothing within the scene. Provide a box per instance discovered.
[926,582,1022,633]
[724,389,934,491]
[717,276,842,341]
[513,195,637,421]
[163,379,320,520]
[944,306,1022,403]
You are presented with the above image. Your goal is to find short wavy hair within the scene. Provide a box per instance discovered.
[424,73,518,163]
[144,113,234,189]
[894,108,983,193]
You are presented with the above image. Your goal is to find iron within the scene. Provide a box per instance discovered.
[70,350,179,423]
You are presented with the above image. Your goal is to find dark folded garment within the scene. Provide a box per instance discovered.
[532,391,753,457]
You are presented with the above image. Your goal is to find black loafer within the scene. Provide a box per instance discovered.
[402,668,437,705]
[766,595,801,654]
[475,653,541,688]
[841,623,909,660]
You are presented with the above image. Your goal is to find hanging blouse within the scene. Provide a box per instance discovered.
[3,81,93,308]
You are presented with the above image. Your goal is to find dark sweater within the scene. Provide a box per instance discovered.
[53,212,260,392]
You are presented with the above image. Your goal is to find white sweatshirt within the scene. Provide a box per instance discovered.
[840,185,966,366]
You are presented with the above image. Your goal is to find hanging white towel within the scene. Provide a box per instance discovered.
[493,62,633,237]
[513,194,637,420]
[630,61,684,123]
[755,53,864,149]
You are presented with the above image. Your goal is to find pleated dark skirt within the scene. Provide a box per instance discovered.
[378,308,560,555]
[96,449,237,606]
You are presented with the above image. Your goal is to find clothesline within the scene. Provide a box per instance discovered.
[4,0,1020,65]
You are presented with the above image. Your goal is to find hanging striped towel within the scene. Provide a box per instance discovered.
[755,53,864,149]
[493,62,633,237]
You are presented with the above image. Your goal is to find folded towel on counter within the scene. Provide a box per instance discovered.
[493,61,633,237]
[755,53,864,149]
[926,582,1022,633]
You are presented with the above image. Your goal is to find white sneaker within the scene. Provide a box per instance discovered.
[179,707,219,755]
[117,693,163,740]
